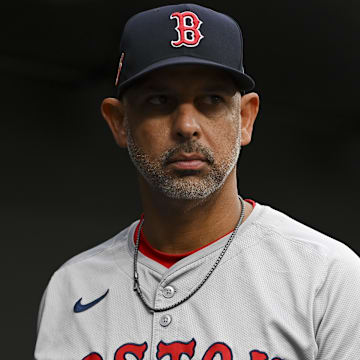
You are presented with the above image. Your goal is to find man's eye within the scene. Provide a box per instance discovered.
[148,95,168,105]
[203,95,224,105]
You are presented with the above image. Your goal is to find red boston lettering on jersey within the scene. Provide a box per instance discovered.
[83,341,284,360]
[157,338,196,359]
[249,350,268,360]
[114,342,148,360]
[82,353,103,360]
[170,11,204,47]
[202,342,233,360]
[249,350,284,360]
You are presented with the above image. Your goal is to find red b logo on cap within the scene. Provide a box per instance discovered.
[170,11,204,47]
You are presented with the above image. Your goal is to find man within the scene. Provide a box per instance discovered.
[34,4,360,360]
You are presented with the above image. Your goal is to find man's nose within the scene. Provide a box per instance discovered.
[171,102,202,140]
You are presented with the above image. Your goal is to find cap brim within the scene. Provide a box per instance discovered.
[117,56,255,97]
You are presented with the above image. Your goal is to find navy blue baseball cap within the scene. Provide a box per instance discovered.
[115,3,255,97]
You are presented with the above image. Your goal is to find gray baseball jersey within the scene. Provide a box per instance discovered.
[34,200,360,359]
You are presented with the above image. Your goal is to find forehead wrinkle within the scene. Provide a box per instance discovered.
[202,84,237,96]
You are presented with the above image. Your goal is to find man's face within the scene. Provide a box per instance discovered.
[120,64,242,200]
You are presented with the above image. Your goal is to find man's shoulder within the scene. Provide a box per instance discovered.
[55,219,138,275]
[254,201,359,264]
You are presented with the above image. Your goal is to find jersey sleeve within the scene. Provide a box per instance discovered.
[36,283,49,336]
[34,271,70,360]
[34,275,55,360]
[314,242,360,358]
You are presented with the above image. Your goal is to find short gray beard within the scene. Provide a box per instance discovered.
[123,114,241,201]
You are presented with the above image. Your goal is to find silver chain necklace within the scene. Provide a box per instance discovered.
[133,194,245,313]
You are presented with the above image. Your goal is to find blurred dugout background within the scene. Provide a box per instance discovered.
[0,0,359,357]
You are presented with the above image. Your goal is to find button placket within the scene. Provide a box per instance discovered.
[162,285,176,298]
[159,314,172,327]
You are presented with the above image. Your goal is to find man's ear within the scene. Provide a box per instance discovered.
[240,92,260,146]
[101,97,128,148]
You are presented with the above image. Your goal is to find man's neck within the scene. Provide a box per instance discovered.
[138,175,253,254]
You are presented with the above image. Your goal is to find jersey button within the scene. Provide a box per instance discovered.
[159,314,172,327]
[162,285,176,298]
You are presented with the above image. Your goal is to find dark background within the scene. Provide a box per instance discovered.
[1,0,359,357]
